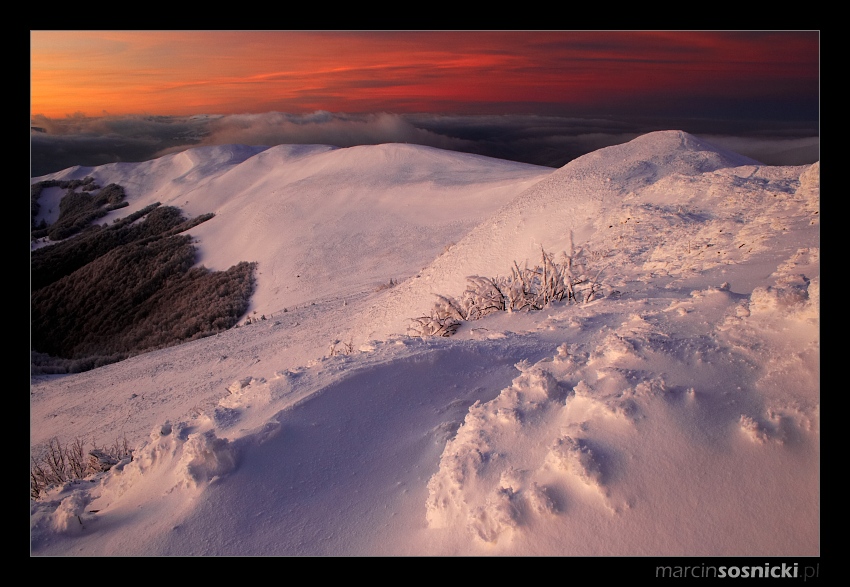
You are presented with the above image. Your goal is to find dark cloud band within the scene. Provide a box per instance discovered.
[31,112,819,178]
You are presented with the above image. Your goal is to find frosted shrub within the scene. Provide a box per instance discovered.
[461,276,506,319]
[408,295,464,337]
[409,248,603,337]
[31,436,133,500]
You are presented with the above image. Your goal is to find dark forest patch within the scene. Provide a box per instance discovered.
[31,179,256,374]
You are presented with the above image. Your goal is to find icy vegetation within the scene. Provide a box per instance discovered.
[30,132,818,556]
[408,247,603,337]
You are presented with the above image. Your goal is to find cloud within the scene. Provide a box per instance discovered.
[30,112,472,177]
[30,113,213,177]
[697,135,820,166]
[30,111,819,178]
[166,111,470,155]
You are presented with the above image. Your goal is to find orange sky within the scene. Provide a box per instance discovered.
[30,31,819,119]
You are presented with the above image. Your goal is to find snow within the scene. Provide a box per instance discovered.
[30,130,819,556]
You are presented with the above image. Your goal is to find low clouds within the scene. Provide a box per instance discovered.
[30,113,215,177]
[184,111,469,155]
[30,111,819,178]
[697,135,820,167]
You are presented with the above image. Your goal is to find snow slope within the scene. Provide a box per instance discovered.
[30,131,819,556]
[34,143,552,314]
[351,131,764,339]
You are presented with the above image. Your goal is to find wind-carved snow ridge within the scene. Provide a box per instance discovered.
[425,346,621,545]
[30,419,238,550]
[719,242,820,448]
[744,245,819,324]
[545,435,605,492]
[423,304,676,540]
[34,491,92,536]
[117,421,238,492]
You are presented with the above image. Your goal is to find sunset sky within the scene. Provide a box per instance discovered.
[31,30,819,118]
[30,31,820,176]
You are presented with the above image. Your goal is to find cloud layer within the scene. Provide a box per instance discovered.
[31,111,819,178]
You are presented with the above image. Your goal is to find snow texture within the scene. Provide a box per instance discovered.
[31,131,819,556]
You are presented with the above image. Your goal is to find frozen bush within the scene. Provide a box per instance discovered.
[409,247,604,337]
[31,435,133,500]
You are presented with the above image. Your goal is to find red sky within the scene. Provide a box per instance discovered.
[30,31,819,120]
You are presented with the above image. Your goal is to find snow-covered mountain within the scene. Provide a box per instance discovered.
[30,131,819,556]
[33,142,551,315]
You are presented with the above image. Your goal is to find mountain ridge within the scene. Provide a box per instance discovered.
[350,130,773,339]
[34,141,554,315]
[30,131,819,556]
